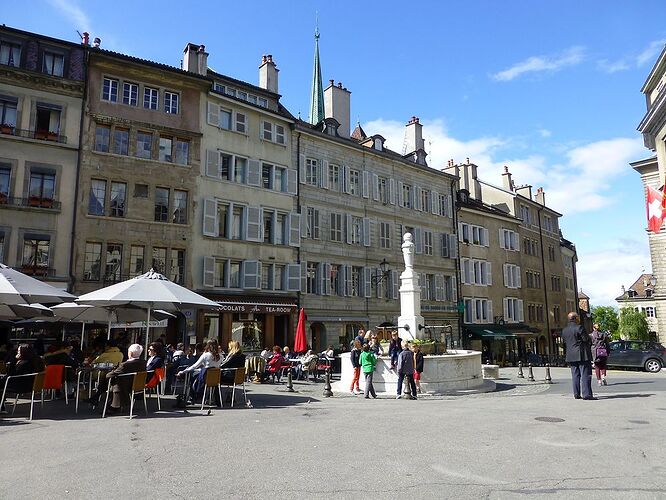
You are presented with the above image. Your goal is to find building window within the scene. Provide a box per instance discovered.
[306,207,319,239]
[0,42,21,67]
[152,247,166,274]
[548,246,556,262]
[274,213,285,245]
[351,266,362,297]
[261,264,271,290]
[29,171,55,203]
[136,131,152,159]
[172,190,187,224]
[263,211,274,243]
[110,182,126,217]
[104,244,123,282]
[330,213,343,242]
[0,167,10,198]
[231,206,243,240]
[306,263,317,294]
[214,259,226,287]
[83,242,102,281]
[89,179,106,215]
[438,194,449,216]
[154,187,169,222]
[349,169,360,195]
[501,229,519,250]
[22,238,49,274]
[217,203,228,238]
[164,91,179,114]
[143,87,159,110]
[421,189,431,212]
[645,306,656,318]
[306,158,318,186]
[130,245,144,277]
[520,204,531,224]
[170,249,185,284]
[504,264,521,288]
[0,97,17,127]
[229,261,241,288]
[329,164,340,192]
[102,77,118,102]
[423,231,433,255]
[351,216,362,245]
[235,112,246,133]
[42,52,64,76]
[35,105,60,135]
[380,222,391,249]
[113,128,129,155]
[553,305,561,325]
[330,264,341,295]
[123,82,138,106]
[275,124,285,144]
[159,136,173,162]
[274,264,285,291]
[262,164,273,189]
[95,125,110,152]
[505,298,524,323]
[219,109,232,130]
[550,275,561,292]
[402,184,412,209]
[377,176,388,203]
[169,138,188,166]
[263,121,273,141]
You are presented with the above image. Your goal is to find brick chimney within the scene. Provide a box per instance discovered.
[259,54,279,93]
[183,43,208,76]
[502,165,513,191]
[324,80,351,137]
[535,186,546,206]
[404,116,425,154]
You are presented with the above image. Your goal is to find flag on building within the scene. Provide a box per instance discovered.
[646,185,666,233]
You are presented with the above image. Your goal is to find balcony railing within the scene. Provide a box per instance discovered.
[0,195,61,210]
[0,125,67,144]
[20,265,56,277]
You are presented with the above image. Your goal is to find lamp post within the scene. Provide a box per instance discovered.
[370,258,390,289]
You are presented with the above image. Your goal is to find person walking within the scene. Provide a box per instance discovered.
[591,323,610,386]
[561,312,594,400]
[349,339,362,395]
[359,343,377,399]
[396,341,417,399]
[413,343,424,394]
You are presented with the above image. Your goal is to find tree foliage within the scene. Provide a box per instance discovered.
[591,306,619,338]
[618,307,650,341]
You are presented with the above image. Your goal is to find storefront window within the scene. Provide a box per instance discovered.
[203,313,219,341]
[232,317,265,351]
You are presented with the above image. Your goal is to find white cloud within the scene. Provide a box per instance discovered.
[636,39,666,67]
[491,47,585,81]
[538,129,552,138]
[47,0,91,30]
[597,59,630,74]
[597,39,666,74]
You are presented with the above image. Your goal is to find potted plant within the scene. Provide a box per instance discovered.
[46,130,58,141]
[0,123,14,135]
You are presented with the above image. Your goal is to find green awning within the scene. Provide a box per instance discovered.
[465,325,516,339]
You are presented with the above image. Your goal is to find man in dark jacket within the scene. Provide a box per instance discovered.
[561,312,594,400]
[396,341,417,399]
[105,343,147,412]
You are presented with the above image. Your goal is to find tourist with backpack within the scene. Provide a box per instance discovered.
[591,323,610,386]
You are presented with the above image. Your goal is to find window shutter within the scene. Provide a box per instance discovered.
[518,300,524,322]
[300,206,308,238]
[414,227,423,254]
[482,228,489,247]
[499,229,505,249]
[300,261,307,294]
[318,263,326,296]
[324,263,332,295]
[516,266,521,288]
[389,179,396,205]
[392,270,399,299]
[207,102,219,126]
[503,298,509,320]
[286,169,297,195]
[372,173,379,201]
[458,222,464,242]
[448,234,458,259]
[287,263,301,291]
[320,160,329,189]
[435,274,444,301]
[343,165,351,194]
[446,195,454,218]
[247,159,261,186]
[431,191,439,215]
[440,233,449,258]
[288,212,301,247]
[503,264,509,287]
[397,181,404,206]
[203,198,219,237]
[510,231,518,251]
[414,185,422,211]
[244,207,262,242]
[205,150,218,178]
[203,256,215,287]
[487,300,493,320]
[362,171,370,199]
[299,154,306,184]
[345,265,352,296]
[345,214,352,244]
[486,262,493,286]
[450,276,457,303]
[336,266,346,296]
[363,267,372,298]
[362,217,371,247]
[242,260,260,289]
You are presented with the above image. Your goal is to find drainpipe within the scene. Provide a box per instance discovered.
[68,46,89,293]
[451,178,463,348]
[537,206,551,356]
[296,130,301,312]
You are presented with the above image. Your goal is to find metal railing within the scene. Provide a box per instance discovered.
[20,265,57,278]
[0,126,67,144]
[0,196,61,210]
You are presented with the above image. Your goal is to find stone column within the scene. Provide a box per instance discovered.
[397,233,425,340]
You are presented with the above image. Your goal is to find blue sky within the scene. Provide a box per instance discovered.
[5,0,666,306]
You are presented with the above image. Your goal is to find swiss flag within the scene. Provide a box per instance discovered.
[646,185,666,233]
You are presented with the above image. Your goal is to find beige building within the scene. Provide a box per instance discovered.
[616,273,660,341]
[0,26,84,290]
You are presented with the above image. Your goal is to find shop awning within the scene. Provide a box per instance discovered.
[465,325,516,339]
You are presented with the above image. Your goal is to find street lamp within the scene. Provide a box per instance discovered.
[650,275,657,287]
[370,258,390,289]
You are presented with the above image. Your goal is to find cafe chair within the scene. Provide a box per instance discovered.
[245,356,266,382]
[0,372,45,421]
[220,367,247,407]
[43,364,69,405]
[201,368,222,411]
[316,356,332,379]
[102,371,148,419]
[145,367,165,411]
[301,358,319,382]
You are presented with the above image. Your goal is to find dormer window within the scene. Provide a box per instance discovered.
[0,41,21,67]
[43,51,64,77]
[374,138,382,150]
[646,289,653,298]
[627,289,636,298]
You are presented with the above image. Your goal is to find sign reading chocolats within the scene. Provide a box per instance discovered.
[217,303,296,314]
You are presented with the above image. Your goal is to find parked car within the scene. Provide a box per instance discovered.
[607,340,665,373]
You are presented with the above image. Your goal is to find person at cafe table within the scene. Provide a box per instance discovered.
[91,339,123,366]
[104,344,147,414]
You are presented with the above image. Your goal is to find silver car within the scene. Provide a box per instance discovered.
[607,340,664,373]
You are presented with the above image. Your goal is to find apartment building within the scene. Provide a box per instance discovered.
[616,273,659,340]
[0,26,85,290]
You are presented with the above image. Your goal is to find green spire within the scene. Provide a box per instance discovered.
[309,25,324,125]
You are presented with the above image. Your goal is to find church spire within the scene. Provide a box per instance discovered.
[308,23,325,125]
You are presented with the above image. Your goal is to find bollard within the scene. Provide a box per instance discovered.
[527,363,535,382]
[402,374,412,399]
[322,369,333,397]
[286,370,295,392]
[544,363,552,384]
[517,361,524,378]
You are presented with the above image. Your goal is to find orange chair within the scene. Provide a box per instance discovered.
[43,364,69,405]
[145,367,165,410]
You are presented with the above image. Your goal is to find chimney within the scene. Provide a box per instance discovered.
[259,54,279,93]
[93,37,101,48]
[468,163,482,201]
[404,116,425,154]
[502,165,513,191]
[535,186,546,206]
[324,80,351,137]
[183,43,208,76]
[82,32,90,46]
[515,185,532,199]
[460,162,470,192]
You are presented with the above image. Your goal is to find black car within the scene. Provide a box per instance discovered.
[607,340,665,373]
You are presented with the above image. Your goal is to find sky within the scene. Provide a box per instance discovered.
[5,0,666,307]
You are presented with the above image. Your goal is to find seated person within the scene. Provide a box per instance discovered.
[171,343,186,363]
[44,341,77,368]
[297,350,318,379]
[103,344,147,413]
[260,347,272,360]
[262,346,284,382]
[146,342,165,371]
[91,339,123,366]
[177,339,221,401]
[321,345,335,358]
[282,346,294,360]
[219,341,246,384]
[2,344,45,411]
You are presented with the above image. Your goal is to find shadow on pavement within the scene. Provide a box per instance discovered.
[494,382,518,392]
[608,381,654,386]
[598,393,654,399]
[248,393,321,409]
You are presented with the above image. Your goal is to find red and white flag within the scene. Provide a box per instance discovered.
[646,185,666,233]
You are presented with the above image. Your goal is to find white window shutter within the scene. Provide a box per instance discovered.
[363,267,372,298]
[487,300,493,320]
[207,102,219,126]
[435,274,444,301]
[245,207,262,242]
[446,195,454,218]
[242,260,260,289]
[431,191,439,215]
[203,256,215,287]
[362,171,370,199]
[440,233,449,257]
[414,185,422,211]
[516,266,521,288]
[503,298,509,320]
[362,217,371,247]
[324,263,332,295]
[397,181,404,206]
[317,263,326,296]
[486,262,493,286]
[301,155,309,186]
[510,231,518,251]
[288,212,301,247]
[448,234,458,259]
[392,270,399,299]
[483,228,489,247]
[414,227,423,254]
[344,265,352,296]
[389,179,396,205]
[503,264,509,287]
[300,206,308,238]
[286,169,297,195]
[450,276,457,303]
[203,198,219,237]
[287,263,301,291]
[372,173,379,201]
[458,222,464,242]
[205,150,218,178]
[343,166,351,194]
[320,160,329,189]
[518,300,524,322]
[345,214,352,244]
[499,229,505,249]
[247,159,261,186]
[300,261,308,294]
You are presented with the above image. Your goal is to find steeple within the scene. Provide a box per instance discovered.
[308,24,325,125]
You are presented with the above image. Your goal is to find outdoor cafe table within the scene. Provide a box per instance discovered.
[75,363,115,413]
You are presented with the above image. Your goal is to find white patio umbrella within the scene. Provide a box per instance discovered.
[51,303,176,345]
[0,263,76,305]
[0,302,55,321]
[76,269,219,354]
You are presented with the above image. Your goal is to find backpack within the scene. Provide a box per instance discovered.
[596,346,608,358]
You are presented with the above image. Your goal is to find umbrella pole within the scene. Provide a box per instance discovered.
[145,305,151,356]
[80,322,85,349]
[62,325,66,341]
[107,312,112,341]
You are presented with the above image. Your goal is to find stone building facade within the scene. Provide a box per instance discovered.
[0,26,85,290]
[616,273,660,341]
